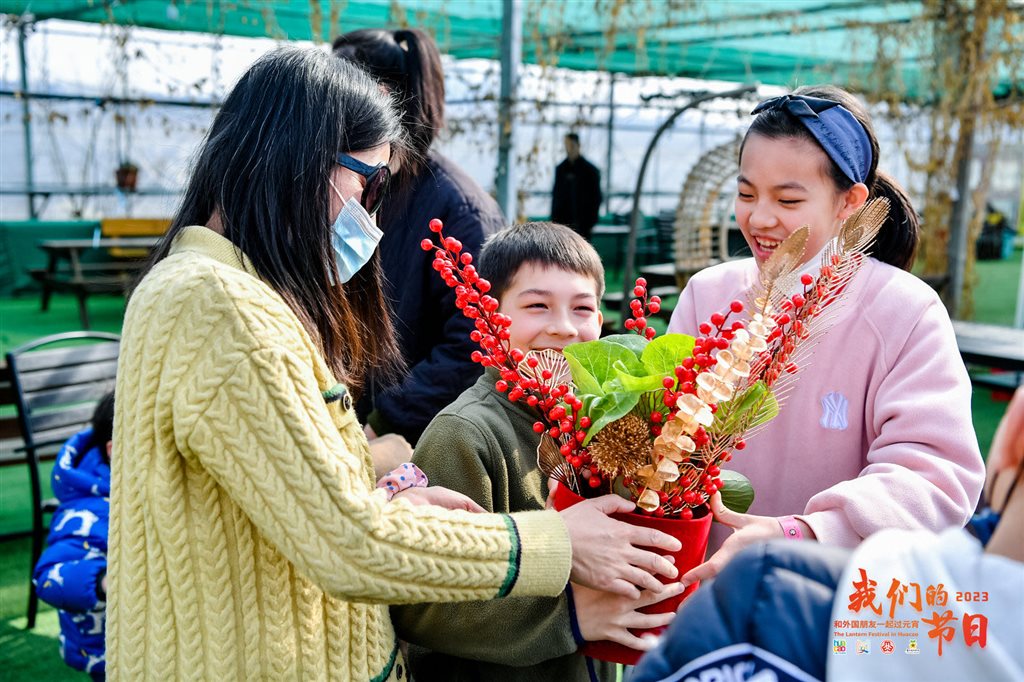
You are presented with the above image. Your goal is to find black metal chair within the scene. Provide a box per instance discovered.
[5,331,119,629]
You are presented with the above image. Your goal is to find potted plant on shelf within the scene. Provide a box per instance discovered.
[115,160,139,192]
[420,199,889,663]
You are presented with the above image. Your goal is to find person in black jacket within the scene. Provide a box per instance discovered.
[333,29,504,445]
[551,133,603,240]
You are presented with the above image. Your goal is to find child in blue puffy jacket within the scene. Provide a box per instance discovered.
[33,392,113,680]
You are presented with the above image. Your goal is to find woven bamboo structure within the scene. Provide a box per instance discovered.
[672,136,742,285]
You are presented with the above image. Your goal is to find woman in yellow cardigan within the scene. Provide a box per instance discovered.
[107,47,681,681]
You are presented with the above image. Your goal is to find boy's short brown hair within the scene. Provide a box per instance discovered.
[477,222,605,302]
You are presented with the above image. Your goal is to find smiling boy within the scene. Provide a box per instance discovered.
[390,222,623,681]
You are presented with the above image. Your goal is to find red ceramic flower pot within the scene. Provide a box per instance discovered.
[550,482,712,665]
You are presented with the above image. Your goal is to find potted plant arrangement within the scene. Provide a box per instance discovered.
[115,160,139,192]
[420,199,888,663]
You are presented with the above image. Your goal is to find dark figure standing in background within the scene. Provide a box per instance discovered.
[551,133,603,240]
[333,28,504,445]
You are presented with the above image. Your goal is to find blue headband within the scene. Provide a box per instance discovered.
[751,94,872,185]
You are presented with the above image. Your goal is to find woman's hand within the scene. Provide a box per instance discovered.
[559,495,682,599]
[572,581,685,650]
[367,433,412,480]
[393,485,486,513]
[680,492,810,587]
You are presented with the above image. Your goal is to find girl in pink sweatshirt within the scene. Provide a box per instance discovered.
[671,85,985,585]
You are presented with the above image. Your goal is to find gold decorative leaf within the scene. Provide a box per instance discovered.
[536,434,574,487]
[760,226,808,284]
[838,197,890,255]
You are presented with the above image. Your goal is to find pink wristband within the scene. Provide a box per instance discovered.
[377,462,429,501]
[778,515,804,540]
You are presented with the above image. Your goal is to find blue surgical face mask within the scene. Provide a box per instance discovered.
[330,188,383,284]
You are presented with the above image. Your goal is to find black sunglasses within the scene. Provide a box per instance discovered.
[336,152,391,217]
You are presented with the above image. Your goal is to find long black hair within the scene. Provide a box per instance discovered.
[139,47,406,391]
[742,85,919,270]
[332,28,445,183]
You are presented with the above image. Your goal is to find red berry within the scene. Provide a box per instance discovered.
[548,426,561,438]
[645,327,656,340]
[636,277,647,287]
[420,238,434,251]
[800,273,814,286]
[630,300,643,311]
[624,319,636,330]
[470,350,483,363]
[588,476,602,488]
[791,293,805,307]
[710,312,726,327]
[495,380,509,393]
[477,279,491,293]
[633,286,646,297]
[681,507,694,520]
[662,377,675,389]
[560,443,573,456]
[508,387,524,401]
[533,422,545,433]
[698,322,712,335]
[579,416,592,429]
[635,317,647,329]
[651,411,663,423]
[650,296,662,305]
[730,300,744,313]
[526,395,539,407]
[428,218,443,232]
[510,349,525,362]
[648,301,661,314]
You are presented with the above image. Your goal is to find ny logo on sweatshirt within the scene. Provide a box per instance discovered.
[820,391,849,430]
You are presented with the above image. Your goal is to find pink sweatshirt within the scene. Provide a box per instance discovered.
[668,256,985,551]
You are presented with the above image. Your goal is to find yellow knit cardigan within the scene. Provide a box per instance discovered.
[107,227,571,681]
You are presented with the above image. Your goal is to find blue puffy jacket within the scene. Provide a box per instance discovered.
[630,541,848,682]
[33,427,109,678]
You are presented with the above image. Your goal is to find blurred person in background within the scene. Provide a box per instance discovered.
[333,28,505,448]
[551,132,603,240]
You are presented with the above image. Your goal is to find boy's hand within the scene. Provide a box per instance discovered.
[559,495,681,599]
[572,581,683,649]
[393,486,486,513]
[367,433,413,480]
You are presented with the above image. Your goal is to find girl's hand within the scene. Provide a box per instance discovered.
[680,492,810,587]
[572,581,685,650]
[393,486,486,513]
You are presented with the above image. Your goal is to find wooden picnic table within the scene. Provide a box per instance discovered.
[952,321,1024,392]
[35,237,160,329]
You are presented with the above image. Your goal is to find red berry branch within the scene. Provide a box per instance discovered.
[421,219,606,490]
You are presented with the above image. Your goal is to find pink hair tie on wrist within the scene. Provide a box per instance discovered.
[377,462,429,501]
[779,515,804,540]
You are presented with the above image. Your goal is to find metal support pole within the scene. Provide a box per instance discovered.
[17,20,37,220]
[621,84,758,324]
[604,72,615,215]
[495,0,521,223]
[946,121,976,318]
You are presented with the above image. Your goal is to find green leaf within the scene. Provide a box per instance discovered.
[601,333,648,359]
[582,392,641,445]
[563,351,603,396]
[714,381,779,435]
[640,333,696,376]
[607,369,666,394]
[719,470,755,514]
[564,339,646,387]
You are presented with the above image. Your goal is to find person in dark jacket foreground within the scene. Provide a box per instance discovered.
[34,392,114,681]
[631,387,1024,682]
[333,28,504,446]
